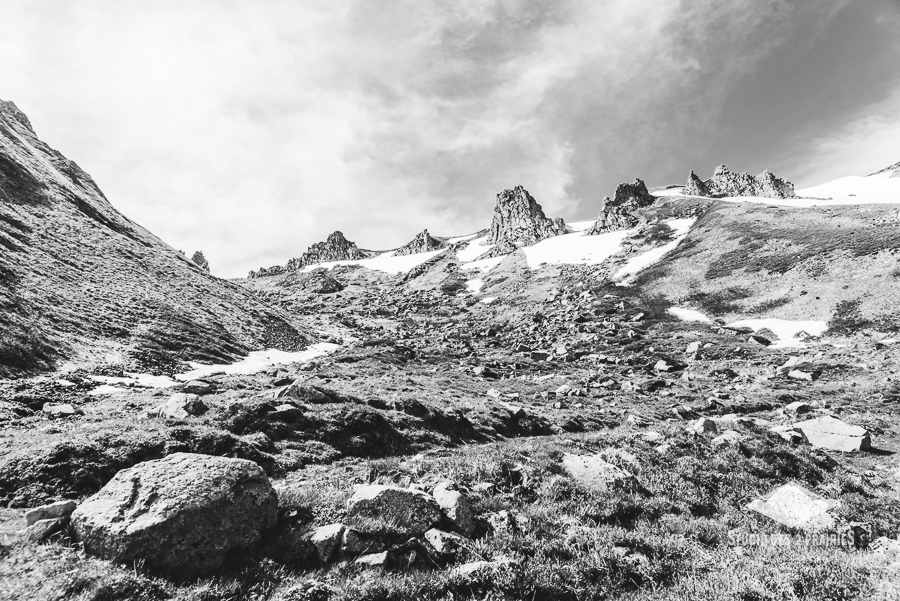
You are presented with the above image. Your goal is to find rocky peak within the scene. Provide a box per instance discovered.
[586,178,656,235]
[394,229,445,256]
[683,165,796,199]
[250,231,367,278]
[0,99,35,134]
[191,251,210,273]
[488,186,566,249]
[682,170,711,197]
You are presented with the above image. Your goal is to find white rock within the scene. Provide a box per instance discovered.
[561,453,640,493]
[747,482,839,531]
[793,416,871,452]
[310,523,345,564]
[432,481,475,537]
[25,500,77,526]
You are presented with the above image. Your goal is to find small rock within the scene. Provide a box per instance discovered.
[42,403,80,417]
[793,416,871,452]
[342,527,384,557]
[355,551,389,569]
[181,380,215,395]
[530,351,550,361]
[747,482,839,531]
[688,417,718,436]
[685,341,701,354]
[22,518,66,544]
[562,453,641,493]
[25,500,77,526]
[155,393,208,419]
[346,485,441,538]
[433,481,475,537]
[788,370,814,382]
[424,528,469,555]
[555,384,572,396]
[784,401,811,415]
[310,523,345,564]
[711,430,741,447]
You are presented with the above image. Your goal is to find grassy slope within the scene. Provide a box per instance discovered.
[635,200,900,330]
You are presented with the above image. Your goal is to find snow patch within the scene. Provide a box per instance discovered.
[727,318,827,348]
[466,278,485,293]
[522,229,633,269]
[300,249,446,275]
[566,219,597,232]
[462,256,506,274]
[668,307,712,323]
[175,343,340,380]
[445,232,480,244]
[650,188,685,197]
[456,235,495,263]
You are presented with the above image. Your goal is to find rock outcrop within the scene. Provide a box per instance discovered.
[487,186,566,249]
[869,161,900,178]
[586,179,657,235]
[191,251,210,272]
[250,231,368,278]
[71,453,278,578]
[394,229,445,256]
[682,165,797,199]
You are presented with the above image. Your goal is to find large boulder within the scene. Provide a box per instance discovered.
[71,453,277,578]
[792,416,871,452]
[432,481,475,537]
[346,485,441,538]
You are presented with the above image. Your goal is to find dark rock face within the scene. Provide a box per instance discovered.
[869,161,900,178]
[487,186,566,248]
[250,231,368,278]
[71,453,277,578]
[191,251,209,272]
[394,229,444,256]
[683,165,797,199]
[587,179,657,235]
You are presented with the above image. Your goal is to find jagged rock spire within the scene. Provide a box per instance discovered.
[250,231,368,278]
[191,251,210,273]
[586,178,656,235]
[487,186,566,248]
[683,165,796,199]
[394,229,444,256]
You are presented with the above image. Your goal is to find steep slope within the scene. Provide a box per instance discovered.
[0,100,314,377]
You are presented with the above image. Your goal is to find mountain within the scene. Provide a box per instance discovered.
[250,231,371,278]
[586,178,657,235]
[0,100,315,377]
[486,185,567,253]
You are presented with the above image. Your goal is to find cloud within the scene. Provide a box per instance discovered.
[0,0,893,277]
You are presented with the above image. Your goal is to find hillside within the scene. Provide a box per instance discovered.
[0,100,316,378]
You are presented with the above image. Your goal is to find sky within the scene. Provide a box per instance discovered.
[2,0,900,278]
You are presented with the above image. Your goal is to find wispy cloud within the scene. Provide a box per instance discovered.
[1,0,896,277]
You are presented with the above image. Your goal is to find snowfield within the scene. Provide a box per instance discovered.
[299,249,447,275]
[87,343,341,395]
[522,228,633,269]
